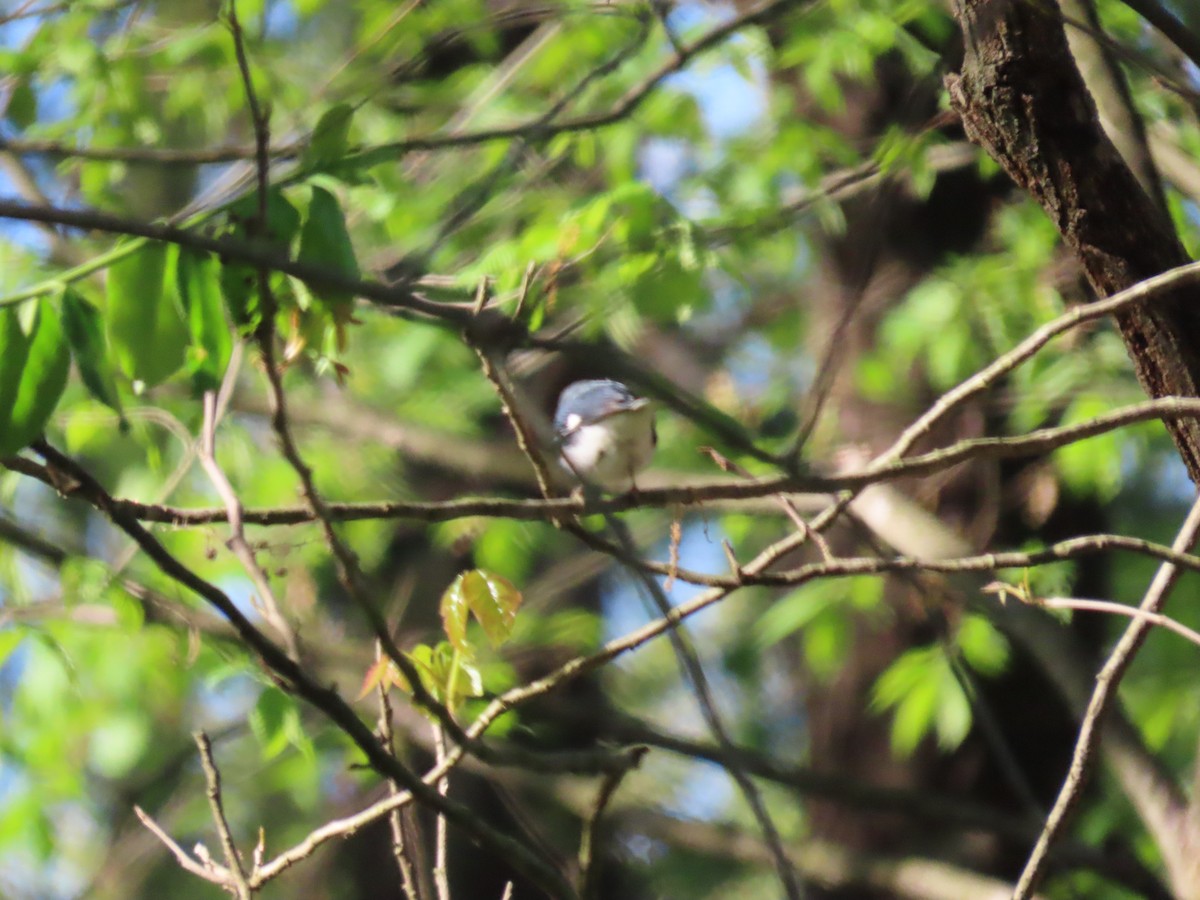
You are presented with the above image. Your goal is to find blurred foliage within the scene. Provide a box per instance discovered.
[0,0,1198,897]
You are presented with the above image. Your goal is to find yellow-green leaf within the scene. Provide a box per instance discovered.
[61,287,125,422]
[461,569,521,648]
[303,103,354,168]
[440,569,523,652]
[297,185,359,318]
[176,249,233,393]
[440,572,471,653]
[0,305,31,440]
[0,301,69,454]
[106,242,188,387]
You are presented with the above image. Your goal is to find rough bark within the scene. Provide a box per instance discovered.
[947,0,1200,483]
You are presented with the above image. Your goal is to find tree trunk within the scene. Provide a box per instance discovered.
[947,0,1200,482]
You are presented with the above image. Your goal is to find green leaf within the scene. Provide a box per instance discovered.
[297,186,360,318]
[0,627,26,669]
[439,569,523,653]
[0,301,70,454]
[220,188,301,332]
[399,641,483,713]
[251,686,300,760]
[0,305,32,442]
[106,242,188,388]
[7,77,36,130]
[934,672,972,750]
[461,569,521,647]
[87,710,149,778]
[955,615,1009,677]
[440,573,470,653]
[755,584,839,647]
[176,249,233,393]
[302,102,355,168]
[450,655,483,709]
[61,287,125,423]
[229,187,302,248]
[220,256,258,332]
[872,645,974,756]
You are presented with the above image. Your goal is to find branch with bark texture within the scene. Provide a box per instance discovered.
[947,0,1200,482]
[947,3,1200,894]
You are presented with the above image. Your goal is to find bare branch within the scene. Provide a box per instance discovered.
[875,261,1200,465]
[197,391,299,657]
[195,731,251,900]
[376,642,423,900]
[578,746,647,900]
[432,728,451,900]
[134,805,232,885]
[1116,0,1200,71]
[24,439,577,898]
[337,0,802,172]
[1034,596,1200,651]
[1014,492,1200,897]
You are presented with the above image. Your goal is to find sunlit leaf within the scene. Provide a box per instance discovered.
[176,248,233,393]
[955,615,1009,677]
[357,656,409,699]
[106,242,187,388]
[87,710,149,778]
[297,185,359,319]
[440,569,523,653]
[303,102,355,168]
[220,189,301,332]
[61,287,125,423]
[440,574,470,654]
[251,686,303,760]
[0,301,70,454]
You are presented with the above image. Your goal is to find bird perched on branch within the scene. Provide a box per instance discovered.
[554,379,656,493]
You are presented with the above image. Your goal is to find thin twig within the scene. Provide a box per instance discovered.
[471,345,558,499]
[377,641,423,900]
[1116,0,1200,71]
[337,0,799,172]
[0,134,301,165]
[134,805,231,884]
[226,1,270,225]
[703,445,834,562]
[1034,596,1200,651]
[467,332,802,897]
[197,390,299,658]
[0,199,450,319]
[1014,491,1200,897]
[25,441,578,898]
[606,515,807,900]
[26,393,1200,533]
[220,15,576,895]
[433,727,452,900]
[195,731,251,900]
[875,265,1200,466]
[14,437,1182,898]
[579,746,647,899]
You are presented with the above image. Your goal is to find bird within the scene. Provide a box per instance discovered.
[554,379,656,493]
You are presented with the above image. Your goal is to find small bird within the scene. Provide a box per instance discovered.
[554,379,656,493]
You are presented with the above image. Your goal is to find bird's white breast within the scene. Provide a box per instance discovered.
[561,405,655,492]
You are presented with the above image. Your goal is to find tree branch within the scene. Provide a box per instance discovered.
[1014,492,1200,898]
[24,439,578,898]
[947,0,1200,482]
